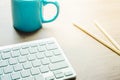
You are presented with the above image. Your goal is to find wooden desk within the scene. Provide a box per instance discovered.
[0,0,120,80]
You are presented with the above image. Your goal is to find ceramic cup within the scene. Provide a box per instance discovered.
[11,0,59,32]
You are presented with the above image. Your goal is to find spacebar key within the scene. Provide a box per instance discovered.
[49,61,68,71]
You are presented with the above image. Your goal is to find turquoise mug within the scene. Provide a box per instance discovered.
[11,0,59,32]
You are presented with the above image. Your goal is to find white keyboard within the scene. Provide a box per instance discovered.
[0,38,76,80]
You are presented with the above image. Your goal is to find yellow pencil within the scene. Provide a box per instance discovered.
[73,23,120,56]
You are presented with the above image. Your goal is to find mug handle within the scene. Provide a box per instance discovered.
[41,0,59,23]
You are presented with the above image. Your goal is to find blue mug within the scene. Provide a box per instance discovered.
[11,0,59,32]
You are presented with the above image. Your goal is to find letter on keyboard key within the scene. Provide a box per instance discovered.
[49,61,68,71]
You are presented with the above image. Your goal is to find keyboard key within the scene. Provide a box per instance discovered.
[46,76,55,80]
[47,40,55,44]
[52,49,61,55]
[22,45,29,49]
[32,60,41,67]
[18,56,27,63]
[0,60,8,67]
[9,58,18,65]
[1,74,11,80]
[49,61,68,71]
[64,71,73,76]
[20,49,29,56]
[39,42,46,46]
[31,43,38,47]
[11,72,20,80]
[29,47,38,54]
[30,68,40,75]
[22,76,34,80]
[36,52,45,59]
[54,71,64,79]
[38,46,46,52]
[1,52,11,60]
[40,66,49,73]
[11,50,20,57]
[27,54,36,61]
[44,51,53,57]
[41,58,50,65]
[35,74,45,80]
[21,70,31,78]
[23,62,32,69]
[13,64,23,71]
[50,55,64,63]
[46,44,58,50]
[12,47,20,51]
[2,49,11,53]
[4,66,13,74]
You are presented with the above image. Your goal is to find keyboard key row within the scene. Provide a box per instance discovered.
[1,54,66,67]
[0,44,58,57]
[0,60,69,74]
[0,49,61,62]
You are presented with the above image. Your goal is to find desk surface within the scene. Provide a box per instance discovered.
[1,0,120,80]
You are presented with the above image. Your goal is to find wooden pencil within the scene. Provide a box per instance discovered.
[73,23,120,56]
[94,21,120,50]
